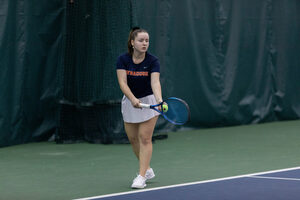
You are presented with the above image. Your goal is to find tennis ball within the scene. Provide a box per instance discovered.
[162,104,168,112]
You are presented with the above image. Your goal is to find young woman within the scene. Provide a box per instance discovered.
[116,27,162,189]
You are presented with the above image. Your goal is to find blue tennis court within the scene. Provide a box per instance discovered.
[77,167,300,200]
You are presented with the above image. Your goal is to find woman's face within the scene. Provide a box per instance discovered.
[131,32,149,54]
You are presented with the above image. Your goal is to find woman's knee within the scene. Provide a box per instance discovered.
[139,134,152,145]
[128,135,139,145]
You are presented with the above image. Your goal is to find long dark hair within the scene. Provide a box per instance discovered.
[127,27,148,55]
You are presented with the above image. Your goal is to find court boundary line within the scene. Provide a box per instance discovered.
[248,175,300,181]
[74,166,300,200]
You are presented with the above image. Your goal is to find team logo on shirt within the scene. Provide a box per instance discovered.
[126,70,149,76]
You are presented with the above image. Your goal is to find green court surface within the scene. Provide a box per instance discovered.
[0,120,300,200]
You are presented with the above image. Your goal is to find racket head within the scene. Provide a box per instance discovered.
[161,97,190,125]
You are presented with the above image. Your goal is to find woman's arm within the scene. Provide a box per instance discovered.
[151,72,163,104]
[116,69,141,107]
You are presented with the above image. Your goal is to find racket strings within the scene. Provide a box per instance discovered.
[164,99,190,124]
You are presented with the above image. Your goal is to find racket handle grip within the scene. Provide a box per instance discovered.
[139,103,150,108]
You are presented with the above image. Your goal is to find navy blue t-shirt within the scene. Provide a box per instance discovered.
[116,52,160,98]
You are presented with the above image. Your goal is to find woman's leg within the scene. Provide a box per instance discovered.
[124,122,140,159]
[138,116,158,177]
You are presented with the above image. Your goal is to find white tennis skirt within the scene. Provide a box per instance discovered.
[121,94,160,123]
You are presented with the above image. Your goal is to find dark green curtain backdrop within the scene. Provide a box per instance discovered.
[136,0,300,127]
[0,0,299,147]
[0,0,65,147]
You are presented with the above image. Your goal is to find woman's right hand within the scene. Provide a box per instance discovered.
[131,98,141,108]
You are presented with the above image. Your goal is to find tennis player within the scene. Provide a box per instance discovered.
[116,27,162,189]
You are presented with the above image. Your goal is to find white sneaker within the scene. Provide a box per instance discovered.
[131,175,147,189]
[145,168,155,180]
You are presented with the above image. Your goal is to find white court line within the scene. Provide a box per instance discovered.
[249,175,300,181]
[74,166,300,200]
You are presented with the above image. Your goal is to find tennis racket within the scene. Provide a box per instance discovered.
[139,97,190,125]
